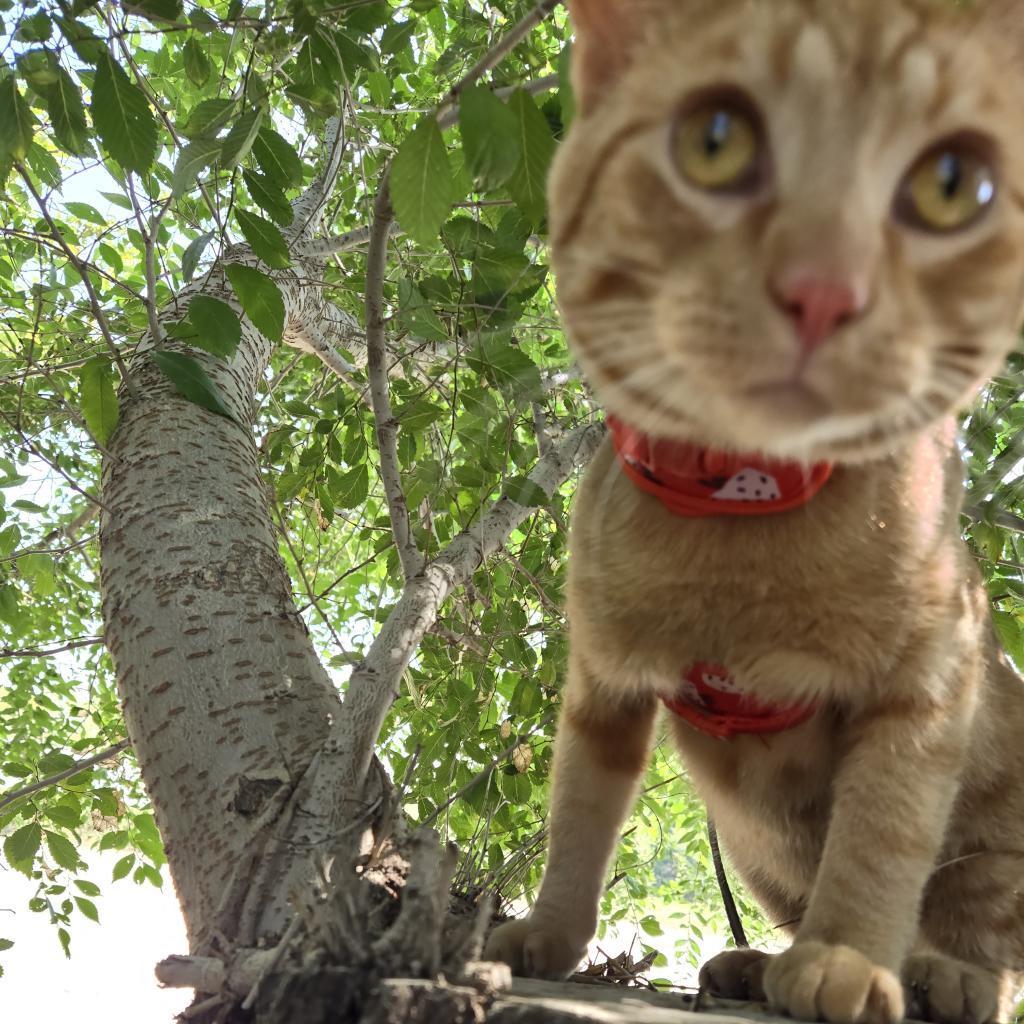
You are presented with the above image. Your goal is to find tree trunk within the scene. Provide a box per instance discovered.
[96,8,616,1020]
[98,204,603,1021]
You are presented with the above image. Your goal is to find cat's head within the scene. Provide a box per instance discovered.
[551,0,1024,461]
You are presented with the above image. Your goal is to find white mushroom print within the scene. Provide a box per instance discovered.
[712,468,781,502]
[701,670,742,695]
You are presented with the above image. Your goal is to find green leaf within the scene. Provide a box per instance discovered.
[470,334,543,400]
[171,137,220,197]
[17,48,60,89]
[498,771,531,805]
[390,116,455,245]
[4,822,41,874]
[252,127,302,187]
[242,169,292,226]
[181,230,214,283]
[459,86,520,191]
[331,464,369,509]
[973,523,1004,563]
[180,97,235,140]
[91,54,159,174]
[78,358,120,446]
[43,802,82,829]
[397,279,447,341]
[43,68,91,157]
[503,476,549,508]
[182,37,213,87]
[640,915,663,937]
[74,896,99,922]
[131,0,183,21]
[507,89,556,225]
[993,611,1024,667]
[17,10,52,42]
[74,879,100,896]
[397,399,443,432]
[151,351,235,419]
[188,295,242,358]
[0,78,37,163]
[26,143,60,187]
[57,927,70,958]
[0,939,13,952]
[46,830,82,870]
[38,751,75,774]
[55,16,105,63]
[112,853,135,881]
[19,552,55,595]
[92,788,120,818]
[220,107,265,169]
[285,82,338,119]
[65,201,106,225]
[225,263,285,343]
[235,208,291,269]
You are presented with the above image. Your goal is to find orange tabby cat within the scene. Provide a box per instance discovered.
[485,2,1024,1023]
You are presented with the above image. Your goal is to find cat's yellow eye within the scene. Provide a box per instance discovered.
[900,144,997,233]
[673,101,762,191]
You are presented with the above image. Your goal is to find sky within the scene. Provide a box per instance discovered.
[0,848,191,1022]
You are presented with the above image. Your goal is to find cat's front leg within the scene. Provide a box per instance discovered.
[484,652,657,979]
[764,692,970,1024]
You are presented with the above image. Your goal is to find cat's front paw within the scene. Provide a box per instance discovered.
[699,948,773,1001]
[764,942,904,1024]
[483,916,587,980]
[903,953,1000,1024]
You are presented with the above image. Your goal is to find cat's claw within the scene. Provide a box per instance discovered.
[699,948,773,1002]
[903,953,1000,1024]
[764,941,904,1024]
[483,917,587,980]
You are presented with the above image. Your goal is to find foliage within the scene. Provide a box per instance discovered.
[1,0,1022,992]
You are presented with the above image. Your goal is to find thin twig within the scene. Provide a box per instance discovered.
[16,166,139,398]
[0,739,130,813]
[364,170,424,581]
[707,817,748,948]
[0,410,111,512]
[1,635,104,659]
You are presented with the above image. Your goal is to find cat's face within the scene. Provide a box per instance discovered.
[552,0,1024,461]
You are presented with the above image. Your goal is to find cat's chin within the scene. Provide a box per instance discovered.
[742,381,832,427]
[600,379,933,466]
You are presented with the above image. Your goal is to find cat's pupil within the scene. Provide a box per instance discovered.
[704,112,732,157]
[936,153,963,201]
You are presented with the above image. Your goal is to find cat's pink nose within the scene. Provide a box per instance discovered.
[771,275,867,353]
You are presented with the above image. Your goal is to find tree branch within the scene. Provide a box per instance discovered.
[0,739,130,814]
[364,170,424,582]
[328,422,604,811]
[437,3,560,115]
[289,113,348,239]
[0,635,104,659]
[963,503,1024,537]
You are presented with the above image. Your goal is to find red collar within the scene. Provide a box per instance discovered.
[665,664,817,740]
[607,415,833,517]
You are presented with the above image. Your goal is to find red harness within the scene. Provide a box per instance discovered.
[607,415,829,740]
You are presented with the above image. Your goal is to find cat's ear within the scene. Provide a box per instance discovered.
[566,0,653,113]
